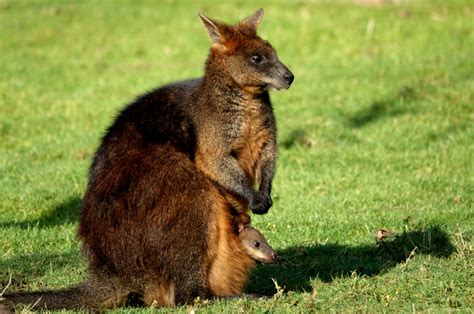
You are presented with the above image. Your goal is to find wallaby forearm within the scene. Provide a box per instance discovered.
[196,151,258,205]
[251,136,276,214]
[257,139,276,192]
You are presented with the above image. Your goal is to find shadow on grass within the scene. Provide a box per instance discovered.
[0,251,84,289]
[346,86,417,128]
[247,225,454,294]
[281,129,308,149]
[0,196,81,229]
[2,218,454,298]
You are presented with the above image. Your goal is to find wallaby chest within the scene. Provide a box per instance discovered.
[231,95,274,181]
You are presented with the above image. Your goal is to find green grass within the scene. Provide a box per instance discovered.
[1,0,473,312]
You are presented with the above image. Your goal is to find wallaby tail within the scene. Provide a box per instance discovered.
[2,285,87,311]
[1,279,131,312]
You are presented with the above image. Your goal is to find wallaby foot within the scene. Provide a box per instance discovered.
[143,282,176,307]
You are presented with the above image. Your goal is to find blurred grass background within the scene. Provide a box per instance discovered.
[1,0,472,312]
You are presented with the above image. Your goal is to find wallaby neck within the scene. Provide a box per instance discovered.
[202,57,260,104]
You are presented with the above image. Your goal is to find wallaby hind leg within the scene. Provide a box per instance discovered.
[143,282,176,307]
[143,275,210,307]
[81,272,132,310]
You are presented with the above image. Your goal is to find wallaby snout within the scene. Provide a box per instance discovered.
[272,62,294,90]
[283,69,294,87]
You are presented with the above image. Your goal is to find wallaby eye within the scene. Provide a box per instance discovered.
[252,241,260,248]
[250,54,264,65]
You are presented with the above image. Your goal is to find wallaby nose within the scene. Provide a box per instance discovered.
[283,71,294,86]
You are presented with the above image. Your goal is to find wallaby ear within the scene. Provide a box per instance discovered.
[240,8,264,29]
[237,222,252,233]
[198,12,225,44]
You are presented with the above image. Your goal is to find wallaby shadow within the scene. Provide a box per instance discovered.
[247,225,454,294]
[281,129,308,149]
[0,250,84,289]
[1,224,454,307]
[0,196,81,229]
[345,86,417,128]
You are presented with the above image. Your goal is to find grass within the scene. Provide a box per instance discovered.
[1,0,473,312]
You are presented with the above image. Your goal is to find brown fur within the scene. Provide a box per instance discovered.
[3,9,293,311]
[194,8,293,217]
[206,187,256,297]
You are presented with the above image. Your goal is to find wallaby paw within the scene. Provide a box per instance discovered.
[250,194,272,214]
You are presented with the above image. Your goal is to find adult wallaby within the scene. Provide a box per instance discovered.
[3,8,293,311]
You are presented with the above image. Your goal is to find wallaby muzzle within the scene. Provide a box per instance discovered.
[271,61,294,90]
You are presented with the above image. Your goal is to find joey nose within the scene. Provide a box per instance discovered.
[271,252,278,262]
[283,71,294,86]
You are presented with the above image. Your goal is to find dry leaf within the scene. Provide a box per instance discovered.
[375,229,395,243]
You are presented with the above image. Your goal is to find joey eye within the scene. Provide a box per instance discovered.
[252,241,260,248]
[250,54,264,65]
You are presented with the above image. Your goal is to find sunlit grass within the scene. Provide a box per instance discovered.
[1,0,472,312]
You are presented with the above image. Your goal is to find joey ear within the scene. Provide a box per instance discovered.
[240,8,264,29]
[198,12,225,44]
